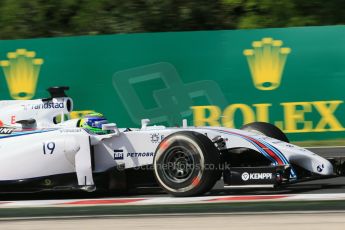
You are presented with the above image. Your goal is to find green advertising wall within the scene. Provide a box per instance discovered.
[0,25,345,142]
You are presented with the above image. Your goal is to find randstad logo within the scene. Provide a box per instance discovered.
[243,37,291,91]
[0,49,44,100]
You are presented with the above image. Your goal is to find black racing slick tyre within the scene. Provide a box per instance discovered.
[241,122,289,143]
[153,131,220,197]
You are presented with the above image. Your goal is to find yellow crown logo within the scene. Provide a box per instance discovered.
[243,37,291,91]
[0,49,44,100]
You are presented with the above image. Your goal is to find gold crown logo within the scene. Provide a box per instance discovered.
[243,37,291,91]
[0,49,44,99]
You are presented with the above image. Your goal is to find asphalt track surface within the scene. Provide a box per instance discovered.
[1,212,345,230]
[306,146,345,158]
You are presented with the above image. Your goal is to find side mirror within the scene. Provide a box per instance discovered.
[16,119,37,129]
[102,123,120,135]
[141,119,150,129]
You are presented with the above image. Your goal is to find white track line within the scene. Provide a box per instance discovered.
[2,193,345,208]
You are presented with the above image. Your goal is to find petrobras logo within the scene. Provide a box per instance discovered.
[241,172,272,181]
[22,102,65,110]
[113,150,124,160]
[127,152,154,157]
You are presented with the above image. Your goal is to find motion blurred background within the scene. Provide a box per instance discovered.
[0,0,345,144]
[0,0,344,39]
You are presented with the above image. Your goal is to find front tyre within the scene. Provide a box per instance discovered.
[153,131,220,197]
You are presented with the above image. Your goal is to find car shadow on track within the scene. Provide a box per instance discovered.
[1,177,345,201]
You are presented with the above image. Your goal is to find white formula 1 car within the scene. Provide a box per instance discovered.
[0,87,341,196]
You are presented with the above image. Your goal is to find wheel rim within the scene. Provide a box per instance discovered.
[162,146,196,183]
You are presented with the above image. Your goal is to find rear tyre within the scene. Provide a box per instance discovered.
[153,131,220,196]
[241,122,289,142]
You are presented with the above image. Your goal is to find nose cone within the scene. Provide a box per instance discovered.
[287,148,334,176]
[315,159,334,175]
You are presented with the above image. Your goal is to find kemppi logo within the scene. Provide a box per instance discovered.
[241,172,250,181]
[241,172,272,181]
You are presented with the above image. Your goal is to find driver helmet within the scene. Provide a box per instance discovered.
[80,112,109,135]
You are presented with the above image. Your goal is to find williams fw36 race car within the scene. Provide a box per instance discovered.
[0,87,344,196]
